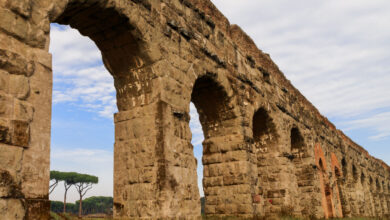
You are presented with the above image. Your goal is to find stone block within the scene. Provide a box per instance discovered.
[237,203,252,214]
[9,74,30,100]
[10,120,29,147]
[204,204,215,214]
[0,49,34,76]
[25,199,50,220]
[0,92,13,118]
[0,118,10,144]
[0,9,30,41]
[0,70,9,92]
[13,100,34,122]
[0,143,23,175]
[5,0,32,18]
[0,198,25,220]
[0,167,23,198]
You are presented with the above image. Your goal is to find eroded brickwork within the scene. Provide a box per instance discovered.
[0,0,389,219]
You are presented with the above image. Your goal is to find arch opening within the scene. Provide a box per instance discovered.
[291,127,304,155]
[191,74,234,139]
[352,165,358,184]
[361,172,366,186]
[53,1,151,112]
[252,107,279,215]
[190,74,237,216]
[47,2,154,219]
[49,23,116,217]
[253,108,278,150]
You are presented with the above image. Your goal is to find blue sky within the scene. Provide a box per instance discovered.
[49,1,390,202]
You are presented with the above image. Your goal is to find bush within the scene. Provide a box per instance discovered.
[51,196,113,215]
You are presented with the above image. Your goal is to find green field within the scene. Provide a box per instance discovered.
[50,212,112,220]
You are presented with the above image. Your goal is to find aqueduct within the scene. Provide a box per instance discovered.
[0,0,389,219]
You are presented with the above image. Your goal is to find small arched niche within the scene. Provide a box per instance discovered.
[376,178,381,192]
[369,177,374,191]
[341,158,347,178]
[352,165,358,184]
[361,172,366,186]
[252,108,278,153]
[382,181,385,193]
[290,127,305,156]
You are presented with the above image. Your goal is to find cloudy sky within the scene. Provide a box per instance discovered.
[49,1,390,202]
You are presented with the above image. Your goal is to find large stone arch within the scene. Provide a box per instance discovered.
[251,105,280,216]
[189,72,252,217]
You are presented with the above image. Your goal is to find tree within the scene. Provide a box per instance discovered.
[75,196,113,215]
[74,173,98,217]
[49,171,62,194]
[61,172,78,213]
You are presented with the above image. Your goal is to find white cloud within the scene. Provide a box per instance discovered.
[212,0,390,140]
[344,112,390,140]
[50,25,117,118]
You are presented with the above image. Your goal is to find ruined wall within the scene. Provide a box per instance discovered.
[0,0,389,219]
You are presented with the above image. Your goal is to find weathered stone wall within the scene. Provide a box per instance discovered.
[0,0,389,219]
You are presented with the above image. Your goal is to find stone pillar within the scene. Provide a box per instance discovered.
[0,0,52,217]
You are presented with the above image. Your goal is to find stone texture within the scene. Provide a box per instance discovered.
[0,0,389,219]
[0,198,25,220]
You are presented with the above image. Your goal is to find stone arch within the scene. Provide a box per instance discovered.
[352,164,358,184]
[290,126,304,156]
[252,107,278,148]
[341,158,347,179]
[6,1,168,219]
[189,73,247,217]
[382,180,386,193]
[48,2,165,219]
[251,106,279,215]
[370,176,374,191]
[361,172,366,186]
[50,0,156,111]
[191,73,235,139]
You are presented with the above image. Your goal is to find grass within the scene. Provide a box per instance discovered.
[50,212,112,220]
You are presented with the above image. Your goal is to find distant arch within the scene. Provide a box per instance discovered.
[190,73,240,216]
[191,74,235,139]
[361,172,366,186]
[341,158,347,178]
[252,107,278,148]
[376,179,381,192]
[352,164,358,183]
[290,127,305,154]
